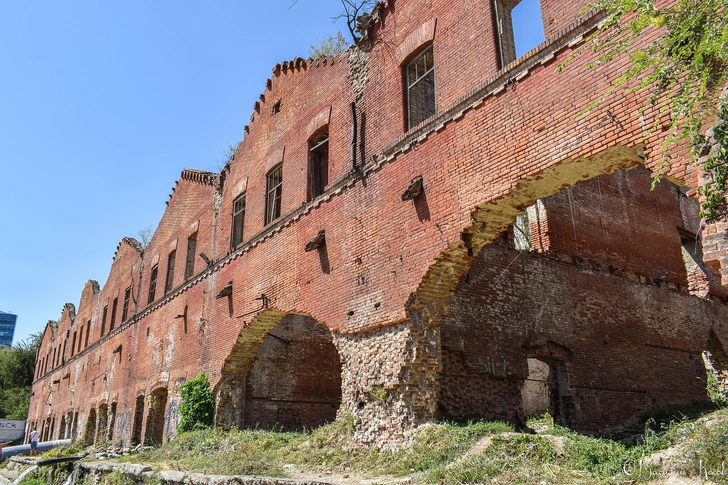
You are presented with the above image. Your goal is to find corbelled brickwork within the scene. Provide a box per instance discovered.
[29,0,728,448]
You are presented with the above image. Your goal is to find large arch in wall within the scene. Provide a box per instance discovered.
[215,310,342,432]
[341,143,728,441]
[433,153,728,435]
[337,145,648,441]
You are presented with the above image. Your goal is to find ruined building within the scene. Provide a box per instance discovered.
[29,0,728,447]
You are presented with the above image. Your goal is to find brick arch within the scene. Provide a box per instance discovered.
[395,18,437,65]
[84,407,97,446]
[215,309,342,431]
[144,387,168,445]
[346,144,649,443]
[409,144,647,318]
[386,141,728,440]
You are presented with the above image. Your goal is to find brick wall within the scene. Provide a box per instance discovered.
[439,168,728,434]
[241,315,341,432]
[539,0,593,40]
[27,0,728,447]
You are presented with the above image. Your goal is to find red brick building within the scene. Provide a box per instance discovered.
[29,0,728,446]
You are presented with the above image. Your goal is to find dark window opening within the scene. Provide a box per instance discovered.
[265,165,283,225]
[231,194,246,248]
[185,233,198,280]
[148,265,158,304]
[272,100,281,114]
[77,325,83,354]
[122,286,131,322]
[101,306,108,337]
[406,45,436,129]
[110,297,118,331]
[85,320,90,348]
[71,331,77,357]
[494,0,545,67]
[165,250,176,294]
[309,132,329,200]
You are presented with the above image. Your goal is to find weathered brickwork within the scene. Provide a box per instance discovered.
[28,0,728,448]
[439,168,728,435]
[241,315,341,432]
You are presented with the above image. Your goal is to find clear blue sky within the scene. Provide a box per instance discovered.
[0,0,543,346]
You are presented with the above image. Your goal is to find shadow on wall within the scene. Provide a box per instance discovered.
[216,313,342,432]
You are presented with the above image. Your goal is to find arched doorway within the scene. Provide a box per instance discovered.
[244,315,342,431]
[144,388,168,445]
[84,408,97,446]
[59,415,67,440]
[217,312,342,432]
[96,404,108,444]
[71,412,78,441]
[131,395,144,445]
[108,402,117,442]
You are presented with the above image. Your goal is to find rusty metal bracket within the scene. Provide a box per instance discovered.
[236,294,269,319]
[305,230,326,252]
[216,282,233,299]
[401,176,424,201]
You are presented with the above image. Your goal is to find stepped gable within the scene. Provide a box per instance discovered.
[61,303,76,323]
[242,51,349,138]
[165,168,220,207]
[112,237,143,263]
[77,280,100,315]
[88,280,100,293]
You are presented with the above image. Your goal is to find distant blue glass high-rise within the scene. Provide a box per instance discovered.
[0,311,17,347]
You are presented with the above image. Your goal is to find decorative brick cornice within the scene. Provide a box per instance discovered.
[181,169,220,186]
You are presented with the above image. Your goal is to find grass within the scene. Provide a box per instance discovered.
[117,415,514,478]
[19,406,728,484]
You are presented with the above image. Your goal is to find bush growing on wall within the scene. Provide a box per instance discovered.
[178,372,214,432]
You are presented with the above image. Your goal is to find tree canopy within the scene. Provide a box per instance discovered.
[308,31,350,59]
[583,0,728,218]
[0,332,42,419]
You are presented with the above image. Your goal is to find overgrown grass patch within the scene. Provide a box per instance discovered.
[118,417,513,479]
[37,440,85,459]
[126,426,301,476]
[375,421,514,477]
[109,406,728,484]
[664,407,728,480]
[427,434,558,484]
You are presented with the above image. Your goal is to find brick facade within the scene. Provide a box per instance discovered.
[29,0,728,447]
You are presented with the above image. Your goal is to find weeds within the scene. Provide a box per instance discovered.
[85,405,728,484]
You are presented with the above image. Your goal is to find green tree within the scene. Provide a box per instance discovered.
[178,372,215,432]
[0,332,42,419]
[308,31,350,59]
[579,0,728,218]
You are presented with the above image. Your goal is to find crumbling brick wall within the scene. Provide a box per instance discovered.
[27,0,728,447]
[439,169,728,434]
